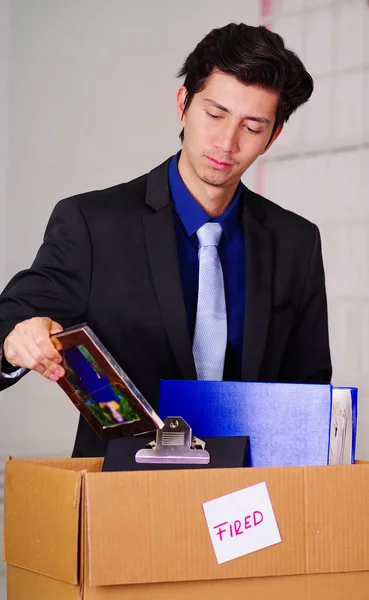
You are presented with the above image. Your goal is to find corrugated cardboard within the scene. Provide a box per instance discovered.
[3,457,369,599]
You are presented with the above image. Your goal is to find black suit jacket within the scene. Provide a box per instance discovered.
[0,158,332,457]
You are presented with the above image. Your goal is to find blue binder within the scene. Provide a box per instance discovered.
[159,381,358,468]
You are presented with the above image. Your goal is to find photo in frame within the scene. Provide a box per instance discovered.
[52,323,164,440]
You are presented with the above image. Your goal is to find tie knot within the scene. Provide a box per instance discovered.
[196,222,222,248]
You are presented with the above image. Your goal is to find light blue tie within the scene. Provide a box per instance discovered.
[192,222,227,381]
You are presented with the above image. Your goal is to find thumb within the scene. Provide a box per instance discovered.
[49,320,63,335]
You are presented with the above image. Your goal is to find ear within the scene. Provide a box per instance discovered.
[176,86,188,126]
[262,124,283,154]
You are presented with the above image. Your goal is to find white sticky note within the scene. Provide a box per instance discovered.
[202,481,281,564]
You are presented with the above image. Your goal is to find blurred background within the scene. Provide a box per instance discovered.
[0,0,368,593]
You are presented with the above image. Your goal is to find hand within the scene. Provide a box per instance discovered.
[4,317,66,381]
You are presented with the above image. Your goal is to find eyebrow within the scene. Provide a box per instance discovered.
[204,98,271,126]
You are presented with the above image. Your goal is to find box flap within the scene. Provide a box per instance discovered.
[7,564,82,600]
[82,573,369,600]
[3,457,87,584]
[12,456,104,472]
[85,466,307,586]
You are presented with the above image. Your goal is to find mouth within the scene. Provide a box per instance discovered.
[205,155,233,170]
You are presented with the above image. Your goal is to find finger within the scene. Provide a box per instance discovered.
[49,337,66,379]
[25,335,62,373]
[42,362,65,381]
[50,320,63,335]
[31,325,63,364]
[22,340,65,380]
[31,317,62,341]
[51,337,63,352]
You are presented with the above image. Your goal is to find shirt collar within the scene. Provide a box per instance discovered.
[168,152,242,240]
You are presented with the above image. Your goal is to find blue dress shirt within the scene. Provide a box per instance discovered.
[168,153,246,381]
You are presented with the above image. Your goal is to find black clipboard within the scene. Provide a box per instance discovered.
[103,434,250,472]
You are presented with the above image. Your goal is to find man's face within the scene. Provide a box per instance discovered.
[177,71,281,190]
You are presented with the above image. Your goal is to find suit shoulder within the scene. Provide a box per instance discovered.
[53,172,149,218]
[246,187,318,236]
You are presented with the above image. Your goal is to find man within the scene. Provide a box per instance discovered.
[0,23,332,457]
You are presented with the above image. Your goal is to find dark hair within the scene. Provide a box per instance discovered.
[178,23,313,142]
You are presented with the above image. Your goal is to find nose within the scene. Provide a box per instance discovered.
[215,121,240,154]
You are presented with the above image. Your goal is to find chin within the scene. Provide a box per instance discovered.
[200,174,228,188]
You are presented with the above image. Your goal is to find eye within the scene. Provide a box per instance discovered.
[245,125,262,135]
[206,111,221,120]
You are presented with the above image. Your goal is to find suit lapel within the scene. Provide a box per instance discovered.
[143,160,196,380]
[241,187,273,381]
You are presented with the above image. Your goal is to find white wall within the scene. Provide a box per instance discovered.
[0,0,10,587]
[0,0,9,292]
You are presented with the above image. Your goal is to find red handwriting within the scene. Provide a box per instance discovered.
[213,511,263,541]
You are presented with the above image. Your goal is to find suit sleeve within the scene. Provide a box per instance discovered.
[278,225,332,384]
[0,197,92,391]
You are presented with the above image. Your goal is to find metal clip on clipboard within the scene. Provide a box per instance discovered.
[135,417,210,465]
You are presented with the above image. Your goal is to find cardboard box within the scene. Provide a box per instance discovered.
[3,457,369,599]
